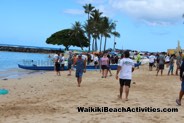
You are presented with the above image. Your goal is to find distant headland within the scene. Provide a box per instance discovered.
[0,44,63,53]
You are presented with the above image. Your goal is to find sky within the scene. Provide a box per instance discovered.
[0,0,184,52]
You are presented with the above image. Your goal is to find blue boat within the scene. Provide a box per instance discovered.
[18,62,141,71]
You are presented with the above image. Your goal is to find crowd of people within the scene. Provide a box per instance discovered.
[147,52,183,76]
[147,52,184,106]
[52,50,184,106]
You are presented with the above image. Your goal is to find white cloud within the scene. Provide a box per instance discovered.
[64,9,84,15]
[66,0,184,25]
[109,0,184,25]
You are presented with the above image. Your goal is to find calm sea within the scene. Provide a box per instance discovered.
[0,51,52,79]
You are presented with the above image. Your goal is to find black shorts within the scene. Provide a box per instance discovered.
[165,61,169,64]
[101,65,107,70]
[107,65,111,70]
[94,61,98,65]
[159,64,164,70]
[149,63,154,67]
[55,63,60,71]
[61,64,64,68]
[68,63,72,69]
[119,79,131,87]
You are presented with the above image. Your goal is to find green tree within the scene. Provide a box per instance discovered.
[102,18,114,51]
[46,29,89,50]
[71,21,85,50]
[90,9,103,51]
[83,4,95,52]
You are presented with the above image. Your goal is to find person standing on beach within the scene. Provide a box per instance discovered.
[107,54,112,76]
[60,53,65,71]
[136,53,141,69]
[176,52,182,75]
[165,54,170,68]
[116,51,134,101]
[67,51,73,76]
[54,53,60,76]
[100,53,109,78]
[156,52,165,76]
[149,53,155,71]
[75,54,86,87]
[168,54,174,75]
[176,58,184,105]
[94,54,99,70]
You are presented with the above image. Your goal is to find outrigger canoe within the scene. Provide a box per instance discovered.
[18,62,141,71]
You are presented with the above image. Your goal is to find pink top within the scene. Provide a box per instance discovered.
[101,57,109,65]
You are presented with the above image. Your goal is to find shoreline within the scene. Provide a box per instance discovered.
[0,68,46,80]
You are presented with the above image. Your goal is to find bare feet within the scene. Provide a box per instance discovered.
[125,98,128,101]
[117,95,122,100]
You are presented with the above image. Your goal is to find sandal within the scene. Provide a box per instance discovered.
[176,99,181,106]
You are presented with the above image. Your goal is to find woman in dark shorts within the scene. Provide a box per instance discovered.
[54,53,60,76]
[100,54,109,78]
[107,54,112,76]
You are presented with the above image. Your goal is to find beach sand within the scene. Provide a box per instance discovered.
[0,64,184,123]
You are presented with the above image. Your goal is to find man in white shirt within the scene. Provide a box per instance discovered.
[116,51,134,101]
[149,53,156,71]
[60,53,65,71]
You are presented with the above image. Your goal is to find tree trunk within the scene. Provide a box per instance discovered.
[100,35,102,53]
[95,39,98,51]
[65,46,69,51]
[92,38,95,51]
[88,33,91,52]
[104,37,107,52]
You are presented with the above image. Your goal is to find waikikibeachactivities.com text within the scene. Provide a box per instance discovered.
[77,107,178,113]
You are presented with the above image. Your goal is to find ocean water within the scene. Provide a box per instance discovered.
[0,51,52,79]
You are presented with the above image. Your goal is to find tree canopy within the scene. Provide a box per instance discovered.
[46,29,89,50]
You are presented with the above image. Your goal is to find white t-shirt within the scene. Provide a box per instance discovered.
[91,54,94,60]
[53,54,59,62]
[61,56,65,64]
[94,56,98,62]
[149,55,155,63]
[165,56,170,62]
[118,58,134,80]
[82,55,87,61]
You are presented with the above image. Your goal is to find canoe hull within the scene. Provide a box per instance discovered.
[18,63,141,71]
[18,64,118,71]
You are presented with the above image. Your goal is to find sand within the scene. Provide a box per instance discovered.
[0,64,184,123]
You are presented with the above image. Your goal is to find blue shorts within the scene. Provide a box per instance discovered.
[76,71,83,78]
[181,81,184,92]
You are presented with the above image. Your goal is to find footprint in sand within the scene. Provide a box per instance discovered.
[111,101,117,104]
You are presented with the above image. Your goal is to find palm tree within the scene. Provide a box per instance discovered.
[90,9,103,51]
[111,31,120,51]
[83,4,95,52]
[101,18,115,52]
[83,3,95,21]
[71,21,84,50]
[103,33,111,51]
[98,16,109,52]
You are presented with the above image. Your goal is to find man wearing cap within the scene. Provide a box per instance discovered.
[75,54,86,87]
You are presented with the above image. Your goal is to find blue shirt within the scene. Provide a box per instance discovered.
[76,59,84,72]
